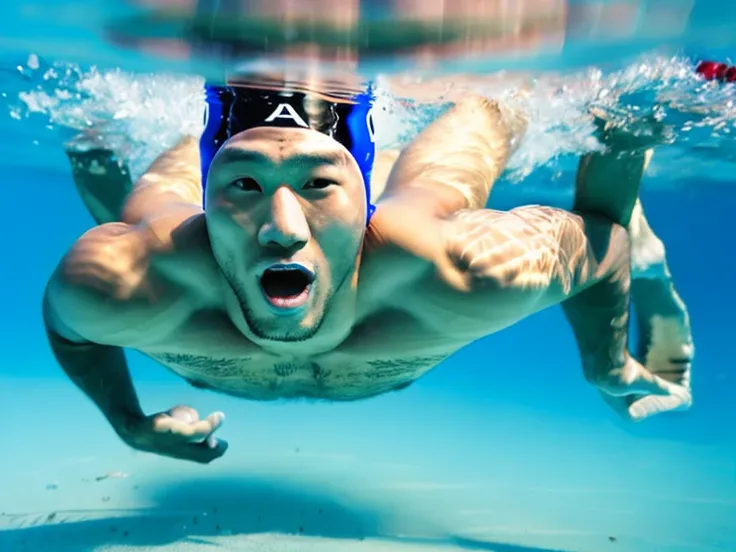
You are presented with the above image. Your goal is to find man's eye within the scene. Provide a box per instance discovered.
[232,177,262,192]
[304,178,336,190]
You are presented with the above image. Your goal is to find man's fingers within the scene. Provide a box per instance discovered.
[628,391,692,421]
[167,405,200,423]
[205,411,225,434]
[153,410,225,443]
[600,386,692,422]
[181,419,219,442]
[642,371,693,399]
[196,412,226,446]
[153,415,205,438]
[616,361,676,397]
[630,372,675,396]
[185,438,229,464]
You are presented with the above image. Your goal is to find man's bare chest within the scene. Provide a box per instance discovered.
[147,350,451,401]
[141,308,458,401]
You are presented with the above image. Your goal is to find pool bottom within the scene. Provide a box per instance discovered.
[0,375,733,552]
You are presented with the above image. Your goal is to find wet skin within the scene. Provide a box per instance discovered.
[47,96,693,463]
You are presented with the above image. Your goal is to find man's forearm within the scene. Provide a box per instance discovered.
[123,136,203,226]
[382,96,516,216]
[561,256,631,390]
[46,329,144,440]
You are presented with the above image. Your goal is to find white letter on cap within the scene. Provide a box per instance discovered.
[366,107,376,142]
[264,103,309,127]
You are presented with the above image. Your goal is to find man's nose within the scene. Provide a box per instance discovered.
[257,186,310,253]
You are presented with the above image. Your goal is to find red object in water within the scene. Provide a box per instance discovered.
[724,66,736,83]
[696,60,729,81]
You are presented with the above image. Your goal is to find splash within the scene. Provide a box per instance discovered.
[11,53,736,184]
[375,54,736,182]
[12,57,205,180]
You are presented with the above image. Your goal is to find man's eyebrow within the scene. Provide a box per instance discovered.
[215,149,268,165]
[216,148,347,167]
[288,150,347,167]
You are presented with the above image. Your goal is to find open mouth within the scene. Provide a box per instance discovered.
[259,264,315,309]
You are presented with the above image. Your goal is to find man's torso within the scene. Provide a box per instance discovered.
[101,213,516,401]
[62,125,538,400]
[142,308,457,401]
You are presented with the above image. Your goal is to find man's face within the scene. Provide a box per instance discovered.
[205,126,367,342]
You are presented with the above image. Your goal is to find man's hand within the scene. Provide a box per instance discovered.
[595,356,692,422]
[122,405,228,464]
[589,106,675,154]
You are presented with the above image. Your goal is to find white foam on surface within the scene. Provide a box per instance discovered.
[10,53,736,185]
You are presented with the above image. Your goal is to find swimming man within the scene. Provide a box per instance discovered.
[44,80,694,464]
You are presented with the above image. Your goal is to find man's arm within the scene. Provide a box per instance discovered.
[378,96,525,217]
[43,295,146,441]
[42,225,151,441]
[417,204,687,401]
[65,134,203,228]
[566,116,692,418]
[122,136,204,226]
[43,224,226,461]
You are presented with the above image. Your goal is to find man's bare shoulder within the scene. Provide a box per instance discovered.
[363,201,512,292]
[363,204,607,337]
[46,219,218,346]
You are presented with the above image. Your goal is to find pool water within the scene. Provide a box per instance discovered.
[1,1,735,551]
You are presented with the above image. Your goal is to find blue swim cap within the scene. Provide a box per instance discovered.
[200,84,377,224]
